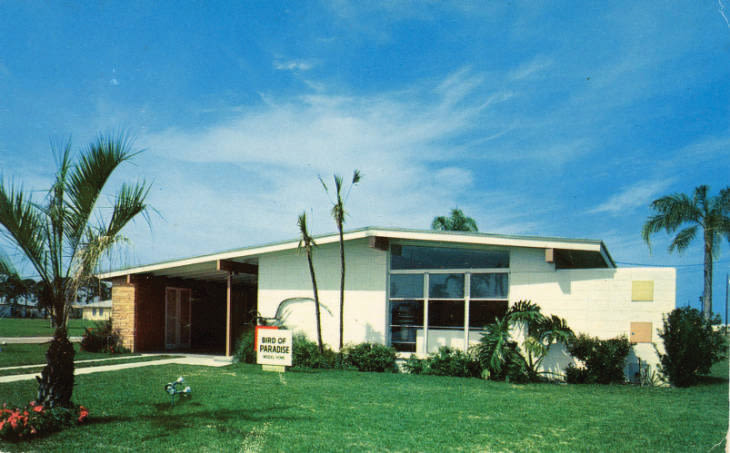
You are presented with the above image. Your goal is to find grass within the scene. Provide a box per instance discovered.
[0,343,137,367]
[0,355,178,377]
[0,318,95,337]
[0,360,727,452]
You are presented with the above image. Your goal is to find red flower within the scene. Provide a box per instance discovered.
[78,406,89,423]
[33,405,43,413]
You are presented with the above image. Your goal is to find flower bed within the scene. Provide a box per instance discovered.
[0,401,88,441]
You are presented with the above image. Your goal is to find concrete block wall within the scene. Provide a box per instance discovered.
[258,238,388,350]
[111,284,136,351]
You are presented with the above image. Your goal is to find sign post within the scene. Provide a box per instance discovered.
[255,327,292,372]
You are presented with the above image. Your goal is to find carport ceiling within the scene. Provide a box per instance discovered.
[139,259,257,285]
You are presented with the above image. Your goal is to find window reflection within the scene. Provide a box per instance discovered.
[428,274,464,298]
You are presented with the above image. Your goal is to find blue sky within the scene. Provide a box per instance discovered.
[1,1,729,317]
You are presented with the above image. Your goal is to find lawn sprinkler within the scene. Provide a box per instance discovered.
[164,376,191,406]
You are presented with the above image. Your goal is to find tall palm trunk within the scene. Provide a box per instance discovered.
[704,231,713,319]
[37,311,75,408]
[305,249,324,353]
[338,223,345,352]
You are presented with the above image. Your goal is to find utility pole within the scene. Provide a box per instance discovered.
[725,274,730,336]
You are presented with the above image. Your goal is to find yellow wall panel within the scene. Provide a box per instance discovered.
[632,280,654,301]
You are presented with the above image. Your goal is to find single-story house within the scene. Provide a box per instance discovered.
[99,227,675,374]
[72,300,113,321]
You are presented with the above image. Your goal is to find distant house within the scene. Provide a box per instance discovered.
[73,300,113,321]
[99,227,674,377]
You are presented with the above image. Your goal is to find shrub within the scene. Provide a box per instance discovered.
[403,355,427,375]
[80,320,128,354]
[233,328,256,364]
[292,333,337,369]
[566,334,631,384]
[0,401,88,441]
[423,347,481,378]
[655,307,727,387]
[343,343,397,372]
[564,363,590,384]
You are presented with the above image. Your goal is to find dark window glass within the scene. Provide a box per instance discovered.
[428,300,465,329]
[390,300,423,326]
[428,274,464,298]
[390,300,423,352]
[389,274,424,298]
[391,245,509,270]
[470,273,509,298]
[469,300,508,329]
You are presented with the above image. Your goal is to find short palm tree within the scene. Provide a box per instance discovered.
[0,135,150,407]
[431,208,478,232]
[320,169,361,354]
[642,185,730,319]
[476,300,573,382]
[297,212,324,353]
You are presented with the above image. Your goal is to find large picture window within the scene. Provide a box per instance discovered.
[388,245,509,353]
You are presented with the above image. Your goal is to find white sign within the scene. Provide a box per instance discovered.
[256,328,292,367]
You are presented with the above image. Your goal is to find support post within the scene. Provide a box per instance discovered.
[725,274,730,336]
[226,271,232,357]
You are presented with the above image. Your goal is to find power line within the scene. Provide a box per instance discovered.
[615,259,730,268]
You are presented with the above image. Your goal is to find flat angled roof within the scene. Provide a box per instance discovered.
[98,226,615,280]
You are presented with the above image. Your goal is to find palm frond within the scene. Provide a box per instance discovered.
[642,190,702,250]
[297,212,316,254]
[65,134,137,252]
[431,216,449,231]
[668,226,697,253]
[0,181,50,282]
[104,182,151,239]
[318,175,328,193]
[477,316,512,376]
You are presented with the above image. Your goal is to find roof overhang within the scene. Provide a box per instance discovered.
[98,227,615,283]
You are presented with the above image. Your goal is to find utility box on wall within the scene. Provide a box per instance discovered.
[630,322,652,343]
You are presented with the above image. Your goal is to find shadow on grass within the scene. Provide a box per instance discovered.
[87,404,303,437]
[695,375,729,386]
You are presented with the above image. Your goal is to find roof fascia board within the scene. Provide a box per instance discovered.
[98,227,609,279]
[98,230,371,279]
[371,229,602,253]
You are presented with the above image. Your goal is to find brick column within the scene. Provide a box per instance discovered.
[112,285,137,352]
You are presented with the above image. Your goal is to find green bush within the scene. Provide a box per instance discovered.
[403,355,427,375]
[292,333,337,369]
[656,307,727,387]
[343,343,397,372]
[566,334,631,384]
[233,328,256,364]
[80,321,128,354]
[564,363,590,384]
[408,347,481,378]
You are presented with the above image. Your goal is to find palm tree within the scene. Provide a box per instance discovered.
[297,212,324,353]
[431,208,478,232]
[642,185,730,319]
[0,134,150,407]
[320,169,361,353]
[476,300,573,382]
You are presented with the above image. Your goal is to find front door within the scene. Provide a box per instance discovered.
[165,287,191,350]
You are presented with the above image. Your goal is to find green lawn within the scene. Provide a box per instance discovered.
[0,343,137,367]
[0,318,95,337]
[0,361,726,452]
[0,355,178,377]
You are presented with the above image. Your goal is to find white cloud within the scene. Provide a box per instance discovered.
[589,179,674,215]
[273,60,315,71]
[109,78,119,86]
[120,69,539,261]
[508,56,553,80]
